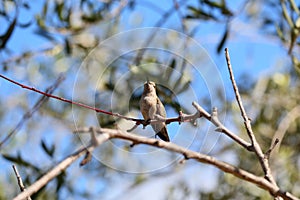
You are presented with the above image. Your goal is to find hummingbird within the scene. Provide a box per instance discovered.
[139,81,170,142]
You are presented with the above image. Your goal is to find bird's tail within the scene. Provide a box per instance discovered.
[156,126,170,142]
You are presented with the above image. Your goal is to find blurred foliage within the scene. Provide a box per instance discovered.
[197,67,300,198]
[0,0,300,199]
[245,0,300,74]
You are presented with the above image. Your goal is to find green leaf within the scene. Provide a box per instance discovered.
[22,2,30,9]
[34,28,56,41]
[203,0,233,16]
[2,152,40,171]
[41,139,55,157]
[187,6,217,20]
[18,20,32,28]
[56,171,66,192]
[65,38,71,55]
[164,58,176,80]
[217,25,229,53]
[36,15,46,29]
[295,17,300,28]
[2,154,20,163]
[176,80,191,94]
[0,15,17,49]
[56,2,65,21]
[275,24,285,41]
[42,1,48,18]
[262,18,273,27]
[292,55,300,75]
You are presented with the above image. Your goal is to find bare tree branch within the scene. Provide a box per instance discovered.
[108,0,128,19]
[13,132,110,200]
[265,138,279,160]
[12,165,31,200]
[192,102,252,150]
[271,105,300,159]
[225,48,276,185]
[14,128,299,200]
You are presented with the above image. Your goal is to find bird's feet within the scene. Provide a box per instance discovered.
[142,119,151,129]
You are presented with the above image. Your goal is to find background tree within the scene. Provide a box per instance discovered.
[0,0,300,199]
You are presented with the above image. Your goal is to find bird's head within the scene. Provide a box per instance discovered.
[143,81,156,93]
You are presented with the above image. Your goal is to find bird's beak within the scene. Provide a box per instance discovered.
[146,78,149,84]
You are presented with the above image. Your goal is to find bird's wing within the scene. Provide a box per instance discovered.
[156,126,170,142]
[156,97,166,118]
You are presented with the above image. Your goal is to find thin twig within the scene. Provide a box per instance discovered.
[108,0,128,19]
[13,133,110,200]
[224,48,249,124]
[0,74,200,130]
[80,127,99,166]
[224,48,277,185]
[192,102,252,150]
[265,138,279,160]
[270,105,300,159]
[0,74,145,123]
[172,0,187,32]
[12,165,32,200]
[0,74,65,148]
[0,74,114,115]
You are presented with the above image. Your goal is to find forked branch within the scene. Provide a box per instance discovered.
[13,128,298,200]
[225,48,276,185]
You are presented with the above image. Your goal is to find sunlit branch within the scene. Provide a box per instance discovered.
[12,165,32,200]
[14,128,298,200]
[225,48,276,185]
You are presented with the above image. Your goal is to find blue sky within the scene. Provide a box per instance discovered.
[1,0,288,81]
